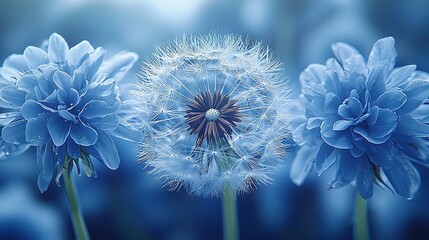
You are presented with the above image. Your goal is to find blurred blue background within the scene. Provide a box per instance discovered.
[1,0,429,239]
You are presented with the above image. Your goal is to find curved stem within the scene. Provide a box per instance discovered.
[353,193,369,240]
[222,185,239,240]
[63,161,91,240]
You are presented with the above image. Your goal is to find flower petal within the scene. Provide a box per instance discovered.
[367,36,396,73]
[354,108,397,144]
[3,54,28,72]
[37,142,54,193]
[16,74,38,91]
[66,138,81,159]
[0,85,26,107]
[2,118,27,144]
[70,122,98,146]
[23,46,48,69]
[373,89,407,111]
[321,117,353,149]
[87,130,119,170]
[47,115,72,146]
[367,140,394,168]
[333,120,354,131]
[386,65,416,88]
[328,151,358,190]
[396,114,429,137]
[356,159,374,199]
[67,40,94,69]
[290,145,317,185]
[397,79,429,114]
[299,64,326,97]
[21,100,51,120]
[53,70,72,91]
[384,158,420,199]
[26,116,50,145]
[48,33,70,64]
[110,117,142,142]
[80,100,116,119]
[97,51,138,81]
[324,92,341,114]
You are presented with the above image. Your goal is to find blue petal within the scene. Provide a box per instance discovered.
[354,108,397,144]
[67,40,94,69]
[58,110,76,122]
[373,89,407,111]
[299,64,326,97]
[70,122,98,146]
[0,112,22,125]
[367,140,394,168]
[37,142,54,193]
[16,74,38,91]
[25,116,50,145]
[110,117,142,142]
[21,100,51,120]
[0,85,26,107]
[356,159,374,199]
[0,67,20,85]
[397,79,429,114]
[53,70,72,90]
[97,51,138,81]
[386,65,416,89]
[48,33,69,64]
[3,54,28,72]
[384,158,420,199]
[347,97,364,118]
[75,47,105,80]
[331,41,360,65]
[2,118,27,144]
[23,46,48,69]
[89,114,118,130]
[338,104,352,119]
[307,117,323,130]
[367,36,396,73]
[315,142,334,170]
[328,151,358,190]
[66,138,81,159]
[87,130,119,170]
[290,145,317,185]
[367,65,386,100]
[324,92,341,114]
[333,120,354,131]
[321,117,353,149]
[80,100,115,119]
[396,115,429,137]
[47,115,72,146]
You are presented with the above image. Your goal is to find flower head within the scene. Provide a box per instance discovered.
[290,37,429,199]
[0,33,140,192]
[135,34,290,196]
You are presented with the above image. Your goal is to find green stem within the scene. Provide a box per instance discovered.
[222,185,239,240]
[63,162,90,240]
[353,193,369,240]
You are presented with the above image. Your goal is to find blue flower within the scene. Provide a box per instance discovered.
[290,37,429,199]
[0,33,141,192]
[135,34,291,196]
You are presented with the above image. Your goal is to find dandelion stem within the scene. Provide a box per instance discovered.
[353,192,369,240]
[222,184,239,240]
[63,160,90,240]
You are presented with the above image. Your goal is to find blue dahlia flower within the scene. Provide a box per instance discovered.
[135,34,291,196]
[0,33,141,192]
[290,37,429,199]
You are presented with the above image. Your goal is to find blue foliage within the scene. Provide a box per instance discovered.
[0,33,141,192]
[290,37,429,199]
[135,34,292,196]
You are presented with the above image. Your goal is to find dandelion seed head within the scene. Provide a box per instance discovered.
[135,33,292,196]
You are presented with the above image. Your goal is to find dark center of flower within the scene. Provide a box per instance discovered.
[185,91,242,147]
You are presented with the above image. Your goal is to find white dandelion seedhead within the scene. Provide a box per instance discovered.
[135,33,292,197]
